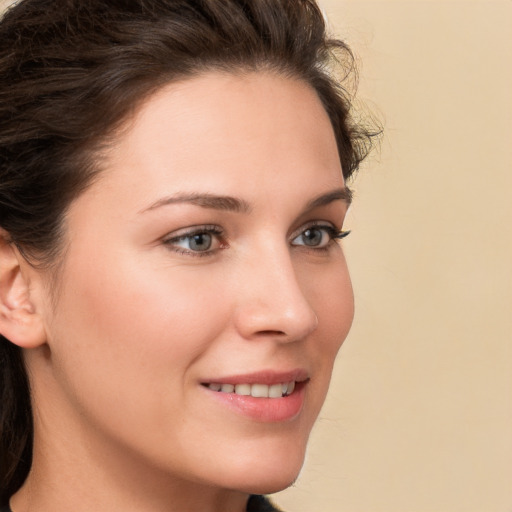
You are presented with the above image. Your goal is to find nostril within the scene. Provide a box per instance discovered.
[233,276,318,341]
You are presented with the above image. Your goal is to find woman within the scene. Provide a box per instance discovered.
[0,0,376,510]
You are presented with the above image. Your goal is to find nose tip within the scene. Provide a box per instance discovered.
[233,263,319,343]
[235,297,318,343]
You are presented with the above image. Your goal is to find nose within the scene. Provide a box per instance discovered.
[233,244,319,343]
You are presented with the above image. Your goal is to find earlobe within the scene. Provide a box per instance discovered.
[0,230,46,348]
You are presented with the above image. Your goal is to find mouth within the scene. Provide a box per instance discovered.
[202,380,297,399]
[199,370,309,422]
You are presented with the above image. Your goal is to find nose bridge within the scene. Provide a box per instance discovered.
[234,238,318,342]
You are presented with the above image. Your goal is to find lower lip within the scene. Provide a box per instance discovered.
[202,381,307,423]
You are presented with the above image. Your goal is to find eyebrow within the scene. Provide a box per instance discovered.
[140,192,251,214]
[305,187,352,210]
[140,187,352,215]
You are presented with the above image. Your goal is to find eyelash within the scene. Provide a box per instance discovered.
[162,225,225,258]
[162,223,350,257]
[292,223,350,254]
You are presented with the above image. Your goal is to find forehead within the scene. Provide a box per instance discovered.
[94,71,344,210]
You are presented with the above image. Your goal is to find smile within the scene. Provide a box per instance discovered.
[200,373,308,422]
[204,381,296,398]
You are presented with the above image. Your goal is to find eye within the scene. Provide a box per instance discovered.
[163,226,225,255]
[291,224,350,248]
[181,232,213,251]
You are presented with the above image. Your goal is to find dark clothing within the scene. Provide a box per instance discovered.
[0,494,282,512]
[247,494,283,511]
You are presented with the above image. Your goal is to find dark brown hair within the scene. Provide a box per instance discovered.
[0,0,378,502]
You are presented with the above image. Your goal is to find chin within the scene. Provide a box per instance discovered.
[233,470,302,496]
[243,473,301,495]
[220,443,307,495]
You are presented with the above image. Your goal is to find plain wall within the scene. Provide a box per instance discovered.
[275,1,512,511]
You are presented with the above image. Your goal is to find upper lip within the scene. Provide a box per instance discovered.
[201,368,309,386]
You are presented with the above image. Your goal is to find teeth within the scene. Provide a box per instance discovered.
[269,383,283,398]
[251,384,268,398]
[207,380,297,398]
[234,383,251,396]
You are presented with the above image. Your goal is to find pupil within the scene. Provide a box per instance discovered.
[190,233,212,251]
[303,228,322,246]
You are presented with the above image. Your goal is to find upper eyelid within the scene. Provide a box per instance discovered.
[160,216,346,244]
[289,220,339,239]
[162,221,341,240]
[162,224,222,240]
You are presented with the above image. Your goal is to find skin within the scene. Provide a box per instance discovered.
[8,71,354,512]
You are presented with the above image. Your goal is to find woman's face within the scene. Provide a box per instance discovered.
[37,72,354,494]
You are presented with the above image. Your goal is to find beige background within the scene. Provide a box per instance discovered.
[275,1,512,511]
[1,1,510,511]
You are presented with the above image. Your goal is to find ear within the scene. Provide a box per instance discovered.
[0,229,46,348]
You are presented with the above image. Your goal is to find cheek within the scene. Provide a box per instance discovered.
[299,256,354,411]
[303,256,354,350]
[47,252,231,428]
[61,254,227,350]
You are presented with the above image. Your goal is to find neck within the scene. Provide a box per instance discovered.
[12,449,249,512]
[11,381,248,512]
